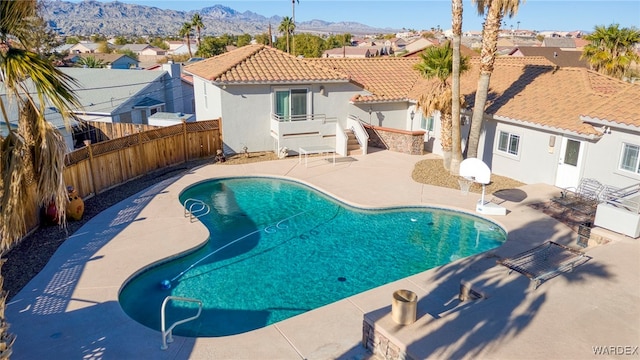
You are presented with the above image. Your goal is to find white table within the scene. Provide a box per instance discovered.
[299,146,336,167]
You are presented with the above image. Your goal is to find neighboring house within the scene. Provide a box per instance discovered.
[60,62,189,125]
[118,44,166,57]
[508,47,588,68]
[165,41,186,52]
[0,93,80,151]
[387,38,407,54]
[541,37,577,49]
[403,43,477,58]
[68,42,103,54]
[184,45,640,198]
[322,46,376,58]
[65,53,139,69]
[170,44,198,56]
[404,38,436,54]
[148,62,196,115]
[148,111,195,127]
[53,43,74,55]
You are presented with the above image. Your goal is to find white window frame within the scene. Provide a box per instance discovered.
[420,115,434,132]
[619,142,640,174]
[272,86,310,121]
[495,130,521,158]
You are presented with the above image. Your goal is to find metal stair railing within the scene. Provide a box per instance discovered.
[183,198,211,222]
[160,296,203,350]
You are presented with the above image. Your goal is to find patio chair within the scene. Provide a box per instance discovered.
[551,178,604,215]
[497,241,589,289]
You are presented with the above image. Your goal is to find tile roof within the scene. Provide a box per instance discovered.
[511,47,588,68]
[309,57,420,103]
[185,45,640,136]
[581,84,640,127]
[184,44,350,83]
[462,58,639,135]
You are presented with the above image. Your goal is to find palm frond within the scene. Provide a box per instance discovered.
[0,132,30,249]
[0,0,37,40]
[36,122,67,228]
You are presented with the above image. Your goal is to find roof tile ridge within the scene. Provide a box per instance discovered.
[300,57,352,80]
[217,44,266,81]
[581,76,637,116]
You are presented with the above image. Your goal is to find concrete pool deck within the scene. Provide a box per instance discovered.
[7,150,639,359]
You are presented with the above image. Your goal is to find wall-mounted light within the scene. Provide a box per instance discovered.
[410,110,415,120]
[600,126,611,134]
[319,85,325,95]
[548,135,556,154]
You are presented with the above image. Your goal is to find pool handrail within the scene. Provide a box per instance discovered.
[183,198,211,222]
[160,296,203,350]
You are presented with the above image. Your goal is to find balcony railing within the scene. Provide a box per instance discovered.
[271,113,328,123]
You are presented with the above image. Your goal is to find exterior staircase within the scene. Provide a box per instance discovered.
[346,130,363,156]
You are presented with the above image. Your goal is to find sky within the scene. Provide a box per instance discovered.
[71,0,639,32]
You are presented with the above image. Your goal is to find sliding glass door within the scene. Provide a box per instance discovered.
[275,88,308,120]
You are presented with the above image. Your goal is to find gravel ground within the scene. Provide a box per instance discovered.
[3,153,524,301]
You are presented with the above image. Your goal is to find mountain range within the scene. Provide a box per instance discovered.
[40,1,397,37]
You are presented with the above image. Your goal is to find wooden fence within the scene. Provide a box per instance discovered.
[11,119,220,242]
[75,121,160,144]
[63,119,221,199]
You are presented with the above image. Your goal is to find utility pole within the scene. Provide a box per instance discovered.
[292,0,298,56]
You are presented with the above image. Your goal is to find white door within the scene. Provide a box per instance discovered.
[555,137,584,189]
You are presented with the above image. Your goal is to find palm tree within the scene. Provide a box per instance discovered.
[1,0,81,356]
[191,13,205,49]
[75,55,105,68]
[581,24,640,79]
[278,16,295,54]
[414,42,469,170]
[179,22,194,58]
[466,0,523,159]
[450,0,464,174]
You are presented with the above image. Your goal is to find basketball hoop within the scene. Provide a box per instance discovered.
[458,176,474,195]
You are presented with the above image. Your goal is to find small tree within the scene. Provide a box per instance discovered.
[76,55,105,68]
[191,13,205,48]
[581,24,640,79]
[278,16,295,53]
[179,22,194,58]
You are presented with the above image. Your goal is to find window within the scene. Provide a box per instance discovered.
[497,131,520,156]
[620,143,640,174]
[275,88,308,120]
[203,82,208,108]
[420,116,434,131]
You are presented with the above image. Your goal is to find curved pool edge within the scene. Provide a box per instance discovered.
[118,175,510,337]
[117,173,510,306]
[8,152,585,360]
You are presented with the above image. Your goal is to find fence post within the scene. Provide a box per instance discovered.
[217,117,223,154]
[85,140,97,196]
[183,120,189,163]
[138,130,148,174]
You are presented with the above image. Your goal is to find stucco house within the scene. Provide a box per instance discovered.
[185,45,640,194]
[65,53,139,69]
[60,62,189,125]
[508,47,588,68]
[0,93,79,151]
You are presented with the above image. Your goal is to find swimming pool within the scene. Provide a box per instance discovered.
[119,177,506,337]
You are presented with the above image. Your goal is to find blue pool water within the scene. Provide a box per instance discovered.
[119,177,506,337]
